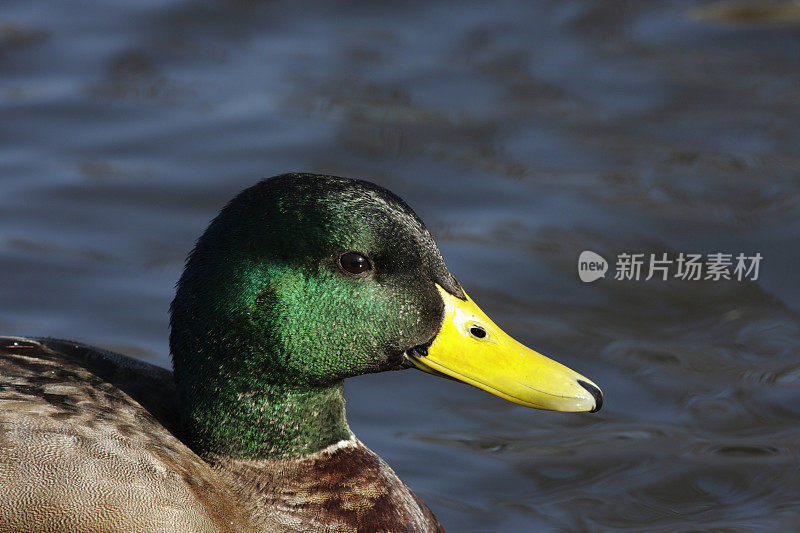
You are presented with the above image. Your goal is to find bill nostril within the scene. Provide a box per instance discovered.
[468,325,487,339]
[577,380,603,413]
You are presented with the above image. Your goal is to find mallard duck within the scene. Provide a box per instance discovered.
[0,173,602,532]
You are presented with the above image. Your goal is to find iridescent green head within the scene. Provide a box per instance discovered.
[169,173,462,457]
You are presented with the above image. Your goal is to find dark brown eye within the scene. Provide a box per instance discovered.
[338,252,372,276]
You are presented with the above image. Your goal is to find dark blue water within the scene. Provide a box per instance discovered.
[2,1,800,530]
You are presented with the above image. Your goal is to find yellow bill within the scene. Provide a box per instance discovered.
[406,285,602,412]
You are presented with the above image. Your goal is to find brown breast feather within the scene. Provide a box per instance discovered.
[209,437,443,532]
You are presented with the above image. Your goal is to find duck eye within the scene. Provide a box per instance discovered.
[338,252,372,276]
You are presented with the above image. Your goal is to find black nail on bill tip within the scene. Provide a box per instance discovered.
[577,380,603,413]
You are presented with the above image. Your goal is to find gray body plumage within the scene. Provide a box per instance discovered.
[0,337,441,532]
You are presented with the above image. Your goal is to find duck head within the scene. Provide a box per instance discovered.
[170,174,601,458]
